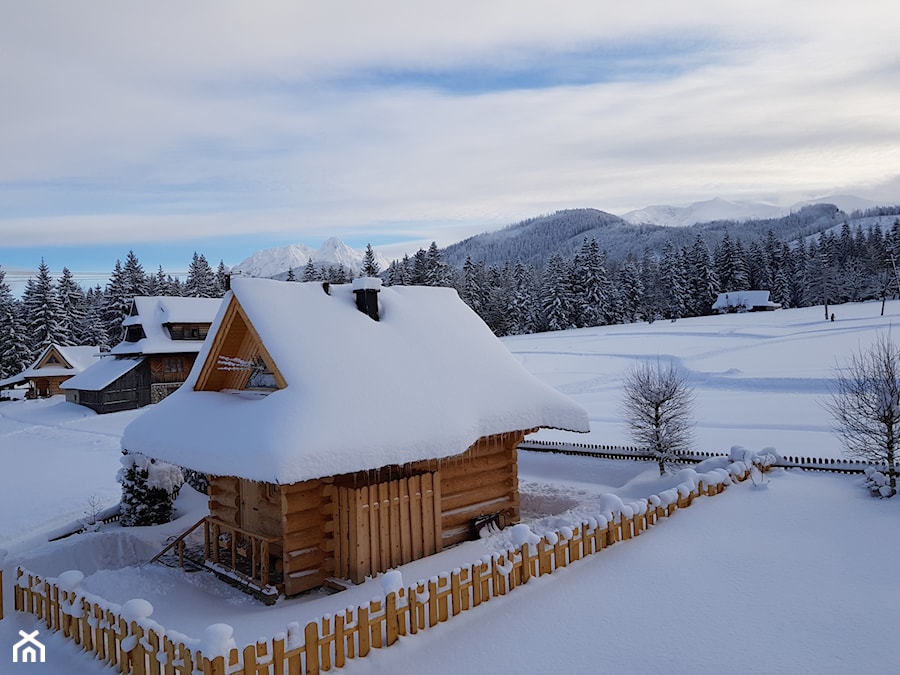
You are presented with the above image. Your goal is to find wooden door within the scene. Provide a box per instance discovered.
[238,479,282,538]
[335,471,442,584]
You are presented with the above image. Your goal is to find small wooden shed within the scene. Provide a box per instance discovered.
[124,278,589,597]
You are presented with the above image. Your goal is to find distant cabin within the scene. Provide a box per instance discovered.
[62,297,221,414]
[123,278,589,599]
[0,344,101,399]
[712,291,781,313]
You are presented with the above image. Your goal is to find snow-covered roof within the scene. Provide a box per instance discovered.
[112,296,222,356]
[712,291,780,311]
[21,345,102,379]
[60,356,145,391]
[123,278,590,484]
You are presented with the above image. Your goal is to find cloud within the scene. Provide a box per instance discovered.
[1,1,899,250]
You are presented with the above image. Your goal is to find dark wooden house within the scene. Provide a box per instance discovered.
[62,297,221,413]
[123,278,589,598]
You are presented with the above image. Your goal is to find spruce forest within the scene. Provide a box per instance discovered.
[3,205,900,380]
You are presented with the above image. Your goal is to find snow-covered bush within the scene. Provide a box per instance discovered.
[118,450,184,526]
[863,467,895,498]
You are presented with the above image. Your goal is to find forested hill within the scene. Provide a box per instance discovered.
[444,203,848,268]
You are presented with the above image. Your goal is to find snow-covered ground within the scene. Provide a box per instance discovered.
[2,300,900,673]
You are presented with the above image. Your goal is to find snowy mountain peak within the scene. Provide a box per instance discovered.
[620,195,880,227]
[621,198,787,227]
[233,238,389,279]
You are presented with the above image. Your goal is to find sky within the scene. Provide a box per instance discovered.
[2,1,900,293]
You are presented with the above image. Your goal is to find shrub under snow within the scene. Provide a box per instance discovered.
[117,451,184,527]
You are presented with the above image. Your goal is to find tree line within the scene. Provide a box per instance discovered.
[410,219,900,337]
[0,251,226,379]
[4,217,900,380]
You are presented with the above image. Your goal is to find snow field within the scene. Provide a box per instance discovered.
[3,299,900,673]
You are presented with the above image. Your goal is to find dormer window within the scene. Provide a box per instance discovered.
[125,326,146,342]
[167,323,210,340]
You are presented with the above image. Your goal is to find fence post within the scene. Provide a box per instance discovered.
[0,567,4,621]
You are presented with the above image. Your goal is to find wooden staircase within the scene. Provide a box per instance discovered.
[147,516,283,605]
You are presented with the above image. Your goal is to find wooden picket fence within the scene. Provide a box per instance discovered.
[10,465,752,674]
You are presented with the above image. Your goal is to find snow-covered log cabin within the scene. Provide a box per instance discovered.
[712,290,781,313]
[123,277,589,598]
[62,296,221,413]
[0,344,101,399]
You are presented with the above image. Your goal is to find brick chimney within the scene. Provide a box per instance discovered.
[352,277,381,321]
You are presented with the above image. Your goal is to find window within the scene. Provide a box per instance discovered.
[164,357,183,374]
[247,355,277,390]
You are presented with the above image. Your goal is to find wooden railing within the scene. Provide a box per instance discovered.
[520,439,899,475]
[148,516,281,594]
[204,517,281,591]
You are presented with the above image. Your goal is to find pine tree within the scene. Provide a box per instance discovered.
[0,302,30,379]
[302,259,320,282]
[459,256,487,315]
[572,238,610,327]
[506,260,537,335]
[22,259,69,354]
[185,252,217,297]
[658,242,689,320]
[78,286,110,349]
[361,244,381,278]
[424,242,451,287]
[103,260,131,345]
[0,266,30,378]
[214,260,228,295]
[285,267,298,282]
[117,451,184,526]
[539,254,574,332]
[614,259,644,324]
[122,250,148,298]
[685,235,719,316]
[57,267,85,345]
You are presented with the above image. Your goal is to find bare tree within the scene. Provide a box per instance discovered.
[823,333,900,497]
[620,359,695,476]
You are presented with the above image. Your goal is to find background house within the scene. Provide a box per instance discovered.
[0,344,101,399]
[123,278,589,597]
[712,290,781,313]
[62,296,221,413]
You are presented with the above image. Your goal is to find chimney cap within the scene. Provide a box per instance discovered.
[352,277,382,292]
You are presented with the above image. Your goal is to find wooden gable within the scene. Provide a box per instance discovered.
[194,295,287,393]
[36,346,72,371]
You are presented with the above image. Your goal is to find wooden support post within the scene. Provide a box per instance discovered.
[305,621,321,672]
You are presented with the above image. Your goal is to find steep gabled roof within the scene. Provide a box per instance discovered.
[123,278,589,483]
[22,344,101,378]
[111,296,222,356]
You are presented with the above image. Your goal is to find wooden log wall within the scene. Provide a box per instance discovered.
[208,476,241,529]
[335,472,442,584]
[281,478,333,596]
[428,431,524,547]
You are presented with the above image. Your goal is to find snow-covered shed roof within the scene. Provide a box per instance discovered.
[60,356,145,392]
[22,345,102,379]
[712,291,781,311]
[111,296,222,356]
[123,278,590,484]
